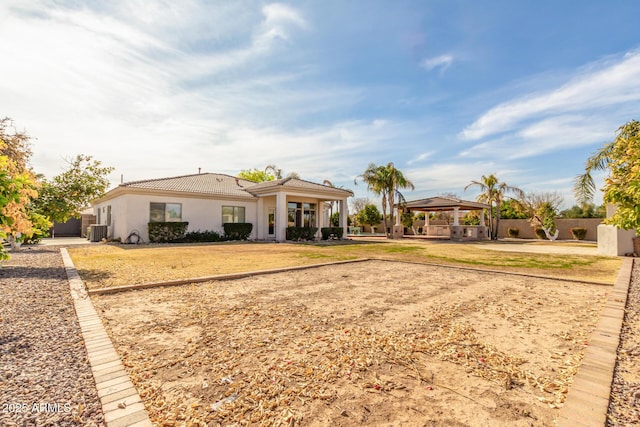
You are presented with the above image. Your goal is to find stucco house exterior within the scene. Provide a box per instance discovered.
[91,173,352,243]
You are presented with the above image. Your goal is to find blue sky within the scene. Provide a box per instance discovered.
[2,0,640,209]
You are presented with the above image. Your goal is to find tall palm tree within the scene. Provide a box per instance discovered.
[356,162,414,238]
[356,163,389,235]
[465,174,498,238]
[465,174,521,240]
[384,162,414,234]
[493,181,524,240]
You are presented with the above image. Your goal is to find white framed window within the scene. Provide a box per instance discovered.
[150,203,182,222]
[222,206,245,223]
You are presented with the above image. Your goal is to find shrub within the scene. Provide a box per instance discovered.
[148,222,189,243]
[571,227,588,240]
[287,227,318,241]
[534,228,547,240]
[507,227,519,238]
[321,227,344,240]
[223,223,253,240]
[181,229,225,243]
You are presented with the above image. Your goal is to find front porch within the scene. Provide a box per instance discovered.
[248,178,353,242]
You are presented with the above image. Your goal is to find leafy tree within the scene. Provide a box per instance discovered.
[349,197,370,216]
[356,204,382,230]
[237,168,276,182]
[34,155,114,224]
[263,164,300,180]
[560,203,605,218]
[465,174,523,240]
[0,119,42,249]
[520,191,564,239]
[500,198,529,219]
[356,162,414,238]
[575,120,640,233]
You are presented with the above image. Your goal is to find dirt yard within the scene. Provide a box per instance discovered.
[92,260,610,426]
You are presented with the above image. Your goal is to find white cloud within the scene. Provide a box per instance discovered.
[461,50,640,141]
[420,54,454,73]
[459,114,615,160]
[407,151,435,165]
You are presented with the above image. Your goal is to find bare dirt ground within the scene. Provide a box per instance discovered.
[92,260,610,426]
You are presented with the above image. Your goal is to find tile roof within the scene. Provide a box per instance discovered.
[402,196,490,211]
[121,173,257,199]
[247,177,353,196]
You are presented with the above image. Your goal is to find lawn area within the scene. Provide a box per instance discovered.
[68,239,622,289]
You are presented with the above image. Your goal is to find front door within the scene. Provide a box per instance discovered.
[268,208,275,237]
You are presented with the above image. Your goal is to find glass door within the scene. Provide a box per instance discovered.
[268,208,275,236]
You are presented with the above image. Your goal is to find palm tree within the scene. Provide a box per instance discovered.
[384,163,414,234]
[465,174,522,240]
[356,162,414,238]
[264,164,283,179]
[465,174,498,238]
[493,181,524,240]
[356,163,389,235]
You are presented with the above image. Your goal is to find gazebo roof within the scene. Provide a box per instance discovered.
[400,196,490,211]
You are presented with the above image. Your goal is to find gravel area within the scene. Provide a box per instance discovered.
[0,247,104,427]
[608,258,640,425]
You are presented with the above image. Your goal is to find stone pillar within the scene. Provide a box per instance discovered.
[276,192,288,242]
[453,207,460,226]
[317,201,324,239]
[256,197,264,240]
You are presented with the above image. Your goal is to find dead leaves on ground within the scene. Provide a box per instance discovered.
[105,287,605,426]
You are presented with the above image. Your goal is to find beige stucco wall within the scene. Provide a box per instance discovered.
[497,218,603,240]
[93,194,258,242]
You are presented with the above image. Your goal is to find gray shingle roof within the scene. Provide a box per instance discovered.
[121,173,257,199]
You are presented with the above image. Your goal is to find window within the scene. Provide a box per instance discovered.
[288,202,316,227]
[150,203,182,222]
[222,206,245,224]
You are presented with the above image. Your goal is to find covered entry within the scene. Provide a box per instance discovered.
[397,196,490,241]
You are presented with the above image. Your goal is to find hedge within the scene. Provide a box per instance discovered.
[507,227,519,238]
[321,227,344,240]
[223,223,253,240]
[148,222,189,243]
[534,228,547,240]
[286,227,318,241]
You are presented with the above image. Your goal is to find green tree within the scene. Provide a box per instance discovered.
[465,174,522,240]
[0,119,43,248]
[356,162,414,238]
[560,203,605,218]
[237,168,276,182]
[575,120,640,233]
[500,198,528,219]
[356,204,382,231]
[521,191,564,239]
[34,155,114,224]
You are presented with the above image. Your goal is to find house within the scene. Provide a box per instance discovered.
[91,173,353,243]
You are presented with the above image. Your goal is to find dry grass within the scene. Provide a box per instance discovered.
[68,239,622,289]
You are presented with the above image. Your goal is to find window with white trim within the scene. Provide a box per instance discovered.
[222,206,245,224]
[150,203,182,222]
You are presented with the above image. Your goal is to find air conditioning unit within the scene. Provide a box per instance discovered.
[89,225,108,242]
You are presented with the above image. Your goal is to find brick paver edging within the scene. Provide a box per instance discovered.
[557,257,633,426]
[60,248,152,427]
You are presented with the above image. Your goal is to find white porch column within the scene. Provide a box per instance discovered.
[453,207,460,226]
[256,197,264,240]
[317,201,324,239]
[395,208,401,225]
[480,209,485,226]
[339,198,348,238]
[275,192,288,242]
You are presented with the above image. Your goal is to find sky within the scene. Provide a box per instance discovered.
[2,0,640,209]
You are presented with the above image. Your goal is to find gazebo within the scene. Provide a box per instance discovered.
[394,196,490,240]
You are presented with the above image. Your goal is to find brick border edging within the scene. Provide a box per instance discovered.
[60,248,152,427]
[557,257,633,426]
